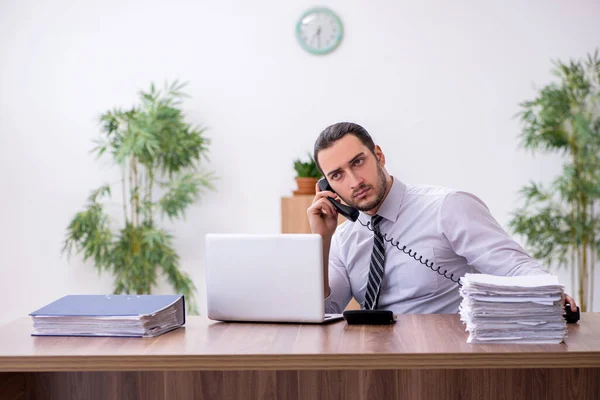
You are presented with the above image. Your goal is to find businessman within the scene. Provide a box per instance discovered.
[307,122,577,314]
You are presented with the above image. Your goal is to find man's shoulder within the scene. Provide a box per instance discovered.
[404,183,457,204]
[405,184,487,210]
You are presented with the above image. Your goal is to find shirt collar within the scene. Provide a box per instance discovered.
[360,176,406,223]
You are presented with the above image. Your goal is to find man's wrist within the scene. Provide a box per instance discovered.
[321,234,332,244]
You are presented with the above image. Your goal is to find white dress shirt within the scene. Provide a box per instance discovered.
[325,177,548,314]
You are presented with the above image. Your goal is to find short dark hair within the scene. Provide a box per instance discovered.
[313,122,376,173]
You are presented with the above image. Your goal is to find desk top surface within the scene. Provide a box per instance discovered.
[1,313,599,371]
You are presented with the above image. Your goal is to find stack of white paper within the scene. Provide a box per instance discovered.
[459,274,566,344]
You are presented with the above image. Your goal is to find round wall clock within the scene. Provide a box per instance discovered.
[295,7,343,55]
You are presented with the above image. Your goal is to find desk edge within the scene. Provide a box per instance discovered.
[1,352,600,371]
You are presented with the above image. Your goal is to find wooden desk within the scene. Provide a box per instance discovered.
[1,314,599,400]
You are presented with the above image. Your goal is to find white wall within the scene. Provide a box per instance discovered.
[1,0,599,322]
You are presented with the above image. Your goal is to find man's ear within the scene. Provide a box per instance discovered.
[374,145,385,166]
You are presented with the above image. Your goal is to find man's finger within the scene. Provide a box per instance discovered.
[319,198,337,216]
[308,199,334,217]
[565,295,577,312]
[311,190,337,205]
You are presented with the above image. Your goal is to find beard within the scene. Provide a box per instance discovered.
[342,165,388,212]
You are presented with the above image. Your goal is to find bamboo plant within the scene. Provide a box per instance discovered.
[63,81,215,314]
[509,50,600,312]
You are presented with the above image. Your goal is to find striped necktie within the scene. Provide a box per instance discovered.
[363,214,386,310]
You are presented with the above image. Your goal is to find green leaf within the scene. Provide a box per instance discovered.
[62,202,114,270]
[293,153,322,178]
[158,172,216,220]
[87,184,112,203]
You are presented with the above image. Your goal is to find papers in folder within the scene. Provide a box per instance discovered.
[29,294,186,337]
[459,274,566,344]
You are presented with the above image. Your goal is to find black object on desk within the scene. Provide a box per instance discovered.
[564,303,580,324]
[343,310,396,325]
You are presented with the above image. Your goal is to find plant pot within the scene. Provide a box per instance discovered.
[294,177,318,196]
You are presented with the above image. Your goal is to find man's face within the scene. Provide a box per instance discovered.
[317,135,387,212]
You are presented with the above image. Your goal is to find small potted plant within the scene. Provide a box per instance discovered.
[293,153,322,195]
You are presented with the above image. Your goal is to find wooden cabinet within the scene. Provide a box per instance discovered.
[281,195,345,233]
[281,195,360,311]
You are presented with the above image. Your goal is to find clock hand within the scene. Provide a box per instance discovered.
[316,27,321,48]
[310,27,322,47]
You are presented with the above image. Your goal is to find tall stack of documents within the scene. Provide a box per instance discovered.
[30,294,185,337]
[459,274,566,344]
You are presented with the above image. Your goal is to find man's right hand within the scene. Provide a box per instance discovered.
[307,182,340,240]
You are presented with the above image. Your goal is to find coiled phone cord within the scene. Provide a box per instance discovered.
[357,218,462,286]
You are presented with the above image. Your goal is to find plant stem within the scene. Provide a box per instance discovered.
[571,125,587,312]
[149,168,154,225]
[133,157,139,228]
[579,167,589,312]
[122,165,128,224]
[590,201,596,311]
[570,204,576,296]
[581,198,588,313]
[578,218,585,311]
[143,166,148,224]
[130,158,135,228]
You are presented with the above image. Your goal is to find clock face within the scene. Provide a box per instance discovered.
[296,8,343,55]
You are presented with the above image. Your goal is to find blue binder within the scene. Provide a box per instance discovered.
[29,294,186,337]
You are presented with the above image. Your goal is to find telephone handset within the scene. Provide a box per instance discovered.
[317,178,360,222]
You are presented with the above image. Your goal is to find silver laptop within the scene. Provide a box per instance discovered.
[205,233,343,323]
